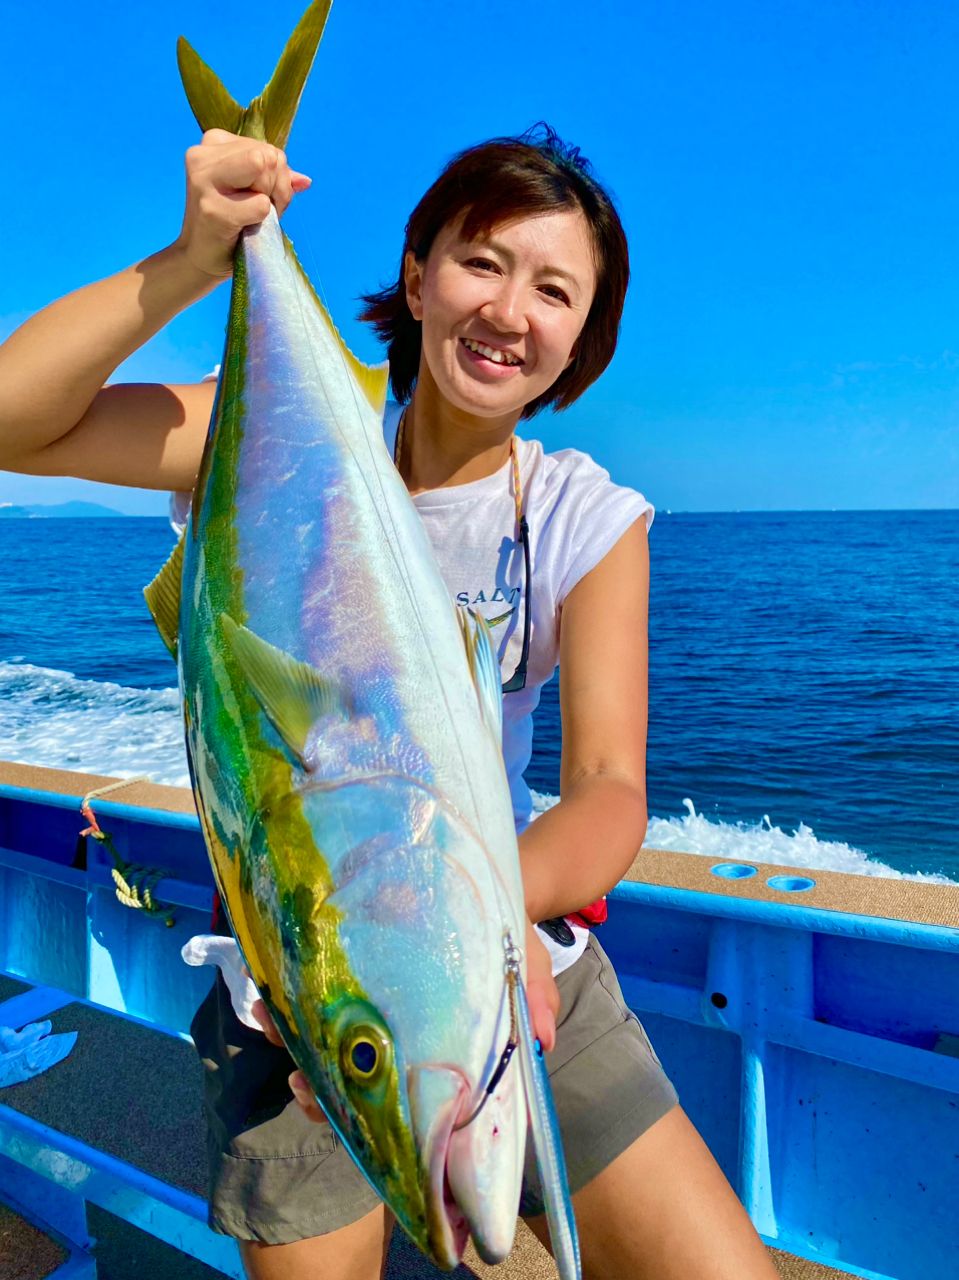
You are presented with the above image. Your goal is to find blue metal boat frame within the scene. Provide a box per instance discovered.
[1,769,957,1279]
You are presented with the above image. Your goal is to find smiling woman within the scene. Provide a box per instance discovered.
[361,127,628,419]
[0,84,777,1280]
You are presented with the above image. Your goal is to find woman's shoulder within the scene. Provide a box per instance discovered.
[518,436,653,528]
[518,435,653,604]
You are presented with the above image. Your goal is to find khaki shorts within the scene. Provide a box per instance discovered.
[190,933,678,1243]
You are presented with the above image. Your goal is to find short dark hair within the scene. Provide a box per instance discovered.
[358,125,629,419]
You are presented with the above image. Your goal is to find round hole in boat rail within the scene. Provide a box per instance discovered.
[710,992,728,1009]
[766,875,816,893]
[710,863,758,879]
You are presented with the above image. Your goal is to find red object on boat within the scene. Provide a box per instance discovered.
[568,897,608,928]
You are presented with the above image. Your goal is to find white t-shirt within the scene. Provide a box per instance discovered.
[173,401,653,976]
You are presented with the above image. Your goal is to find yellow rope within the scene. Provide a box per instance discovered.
[80,779,176,927]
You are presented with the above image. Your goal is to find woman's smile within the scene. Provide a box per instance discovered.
[457,335,525,378]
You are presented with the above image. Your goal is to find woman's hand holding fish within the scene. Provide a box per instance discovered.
[526,918,559,1053]
[249,995,329,1123]
[174,129,312,281]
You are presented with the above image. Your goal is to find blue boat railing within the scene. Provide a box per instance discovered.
[1,762,958,1280]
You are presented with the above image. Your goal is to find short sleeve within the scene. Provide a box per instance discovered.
[554,458,654,604]
[169,368,219,536]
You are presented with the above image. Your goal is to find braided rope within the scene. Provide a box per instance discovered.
[80,779,176,927]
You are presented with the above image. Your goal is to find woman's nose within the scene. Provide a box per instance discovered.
[481,283,529,334]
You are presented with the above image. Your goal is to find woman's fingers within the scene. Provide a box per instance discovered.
[525,920,560,1053]
[174,132,312,279]
[289,1070,329,1124]
[249,997,285,1048]
[248,999,326,1124]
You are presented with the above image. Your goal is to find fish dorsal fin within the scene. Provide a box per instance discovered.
[220,615,347,764]
[458,608,503,740]
[143,530,185,661]
[513,974,582,1280]
[177,0,332,147]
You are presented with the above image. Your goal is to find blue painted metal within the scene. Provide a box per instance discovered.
[0,778,957,1277]
[0,1149,96,1276]
[606,884,959,1279]
[0,1103,243,1277]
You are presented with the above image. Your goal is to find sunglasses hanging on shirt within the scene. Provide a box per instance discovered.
[394,409,532,695]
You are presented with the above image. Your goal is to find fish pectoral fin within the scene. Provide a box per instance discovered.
[514,976,582,1280]
[143,529,185,661]
[220,614,348,764]
[458,608,503,740]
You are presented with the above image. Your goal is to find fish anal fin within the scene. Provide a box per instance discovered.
[143,530,185,661]
[220,615,347,764]
[458,607,503,739]
[514,975,582,1280]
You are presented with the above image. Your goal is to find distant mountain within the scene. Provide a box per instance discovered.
[0,501,125,518]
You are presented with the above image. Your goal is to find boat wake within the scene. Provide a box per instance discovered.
[532,792,955,886]
[1,659,953,885]
[0,659,188,787]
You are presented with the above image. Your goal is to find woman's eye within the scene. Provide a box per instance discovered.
[465,257,499,272]
[540,285,570,305]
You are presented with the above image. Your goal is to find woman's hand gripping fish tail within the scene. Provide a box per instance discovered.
[174,129,312,282]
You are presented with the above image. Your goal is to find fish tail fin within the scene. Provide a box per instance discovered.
[177,0,333,146]
[513,969,582,1280]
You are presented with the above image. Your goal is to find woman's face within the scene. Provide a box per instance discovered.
[404,207,598,421]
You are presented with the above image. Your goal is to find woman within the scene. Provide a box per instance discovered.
[0,126,778,1280]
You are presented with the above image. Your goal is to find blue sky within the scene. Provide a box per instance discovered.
[3,0,958,514]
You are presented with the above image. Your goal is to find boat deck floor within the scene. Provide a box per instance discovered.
[0,976,854,1280]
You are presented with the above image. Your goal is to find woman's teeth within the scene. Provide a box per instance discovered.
[462,338,521,366]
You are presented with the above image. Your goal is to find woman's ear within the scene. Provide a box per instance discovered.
[403,251,425,321]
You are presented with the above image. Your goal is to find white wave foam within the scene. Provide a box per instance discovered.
[3,662,952,885]
[0,661,189,787]
[532,791,955,885]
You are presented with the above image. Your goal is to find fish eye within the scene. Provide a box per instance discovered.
[342,1025,390,1083]
[351,1040,377,1074]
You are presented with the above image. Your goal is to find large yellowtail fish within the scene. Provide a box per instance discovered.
[145,2,580,1272]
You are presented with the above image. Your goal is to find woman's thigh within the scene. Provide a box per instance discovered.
[239,1204,392,1280]
[519,934,678,1216]
[527,1105,779,1280]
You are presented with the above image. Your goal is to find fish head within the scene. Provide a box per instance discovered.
[277,777,528,1266]
[299,971,524,1268]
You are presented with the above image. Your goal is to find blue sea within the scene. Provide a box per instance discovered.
[0,511,955,881]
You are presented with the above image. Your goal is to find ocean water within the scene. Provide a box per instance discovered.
[0,511,955,882]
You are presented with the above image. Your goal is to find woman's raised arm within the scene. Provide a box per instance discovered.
[0,131,310,491]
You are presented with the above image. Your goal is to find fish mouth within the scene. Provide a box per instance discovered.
[407,1065,471,1268]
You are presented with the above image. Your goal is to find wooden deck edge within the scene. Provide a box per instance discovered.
[3,757,957,931]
